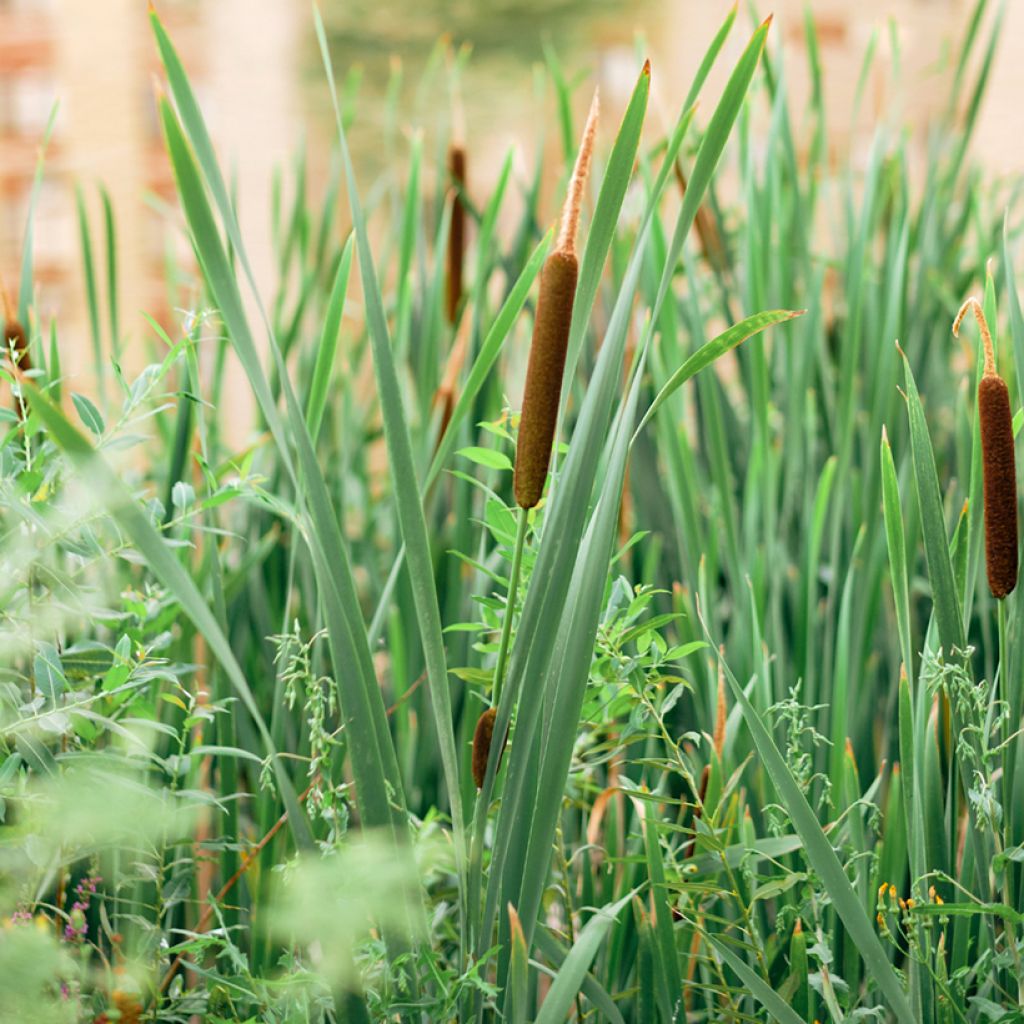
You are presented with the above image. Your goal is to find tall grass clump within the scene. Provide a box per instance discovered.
[0,1,1022,1021]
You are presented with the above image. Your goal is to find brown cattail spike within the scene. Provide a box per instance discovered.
[471,707,507,789]
[446,144,466,324]
[555,91,599,259]
[513,91,599,509]
[954,297,1018,598]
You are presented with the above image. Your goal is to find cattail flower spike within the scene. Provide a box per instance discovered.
[954,296,1018,599]
[513,88,600,510]
[555,90,600,257]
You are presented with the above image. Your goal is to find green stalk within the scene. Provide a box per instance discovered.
[492,508,528,707]
[996,598,1023,998]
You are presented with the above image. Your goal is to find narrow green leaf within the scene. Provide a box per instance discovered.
[899,345,965,656]
[706,933,805,1024]
[533,892,633,1024]
[637,308,804,437]
[306,234,353,441]
[314,0,466,907]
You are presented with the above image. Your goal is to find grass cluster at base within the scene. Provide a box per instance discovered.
[0,1,1022,1021]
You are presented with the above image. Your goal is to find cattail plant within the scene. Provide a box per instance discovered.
[513,90,599,510]
[954,296,1018,599]
[445,55,467,325]
[472,91,600,790]
[445,142,467,325]
[471,706,497,789]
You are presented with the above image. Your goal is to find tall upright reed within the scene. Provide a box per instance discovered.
[512,90,599,510]
[470,92,600,790]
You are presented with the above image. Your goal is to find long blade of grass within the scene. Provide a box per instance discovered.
[532,926,627,1024]
[157,94,410,853]
[313,1,467,903]
[898,344,965,656]
[306,234,353,441]
[705,933,805,1024]
[635,308,804,436]
[533,892,633,1024]
[562,59,650,400]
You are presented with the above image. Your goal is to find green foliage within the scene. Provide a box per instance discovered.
[0,1,1021,1020]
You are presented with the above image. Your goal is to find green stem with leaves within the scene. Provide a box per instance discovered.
[492,507,529,707]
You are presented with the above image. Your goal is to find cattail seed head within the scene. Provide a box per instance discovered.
[978,373,1017,597]
[954,297,1018,599]
[446,144,466,324]
[513,250,578,508]
[471,707,506,789]
[513,90,598,510]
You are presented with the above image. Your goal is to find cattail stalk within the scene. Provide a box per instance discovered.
[513,89,599,510]
[472,507,527,789]
[954,297,1018,599]
[446,143,467,325]
[473,92,601,792]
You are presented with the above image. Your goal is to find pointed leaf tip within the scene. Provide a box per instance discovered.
[642,58,651,77]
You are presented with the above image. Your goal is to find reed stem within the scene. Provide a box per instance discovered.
[492,507,528,708]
